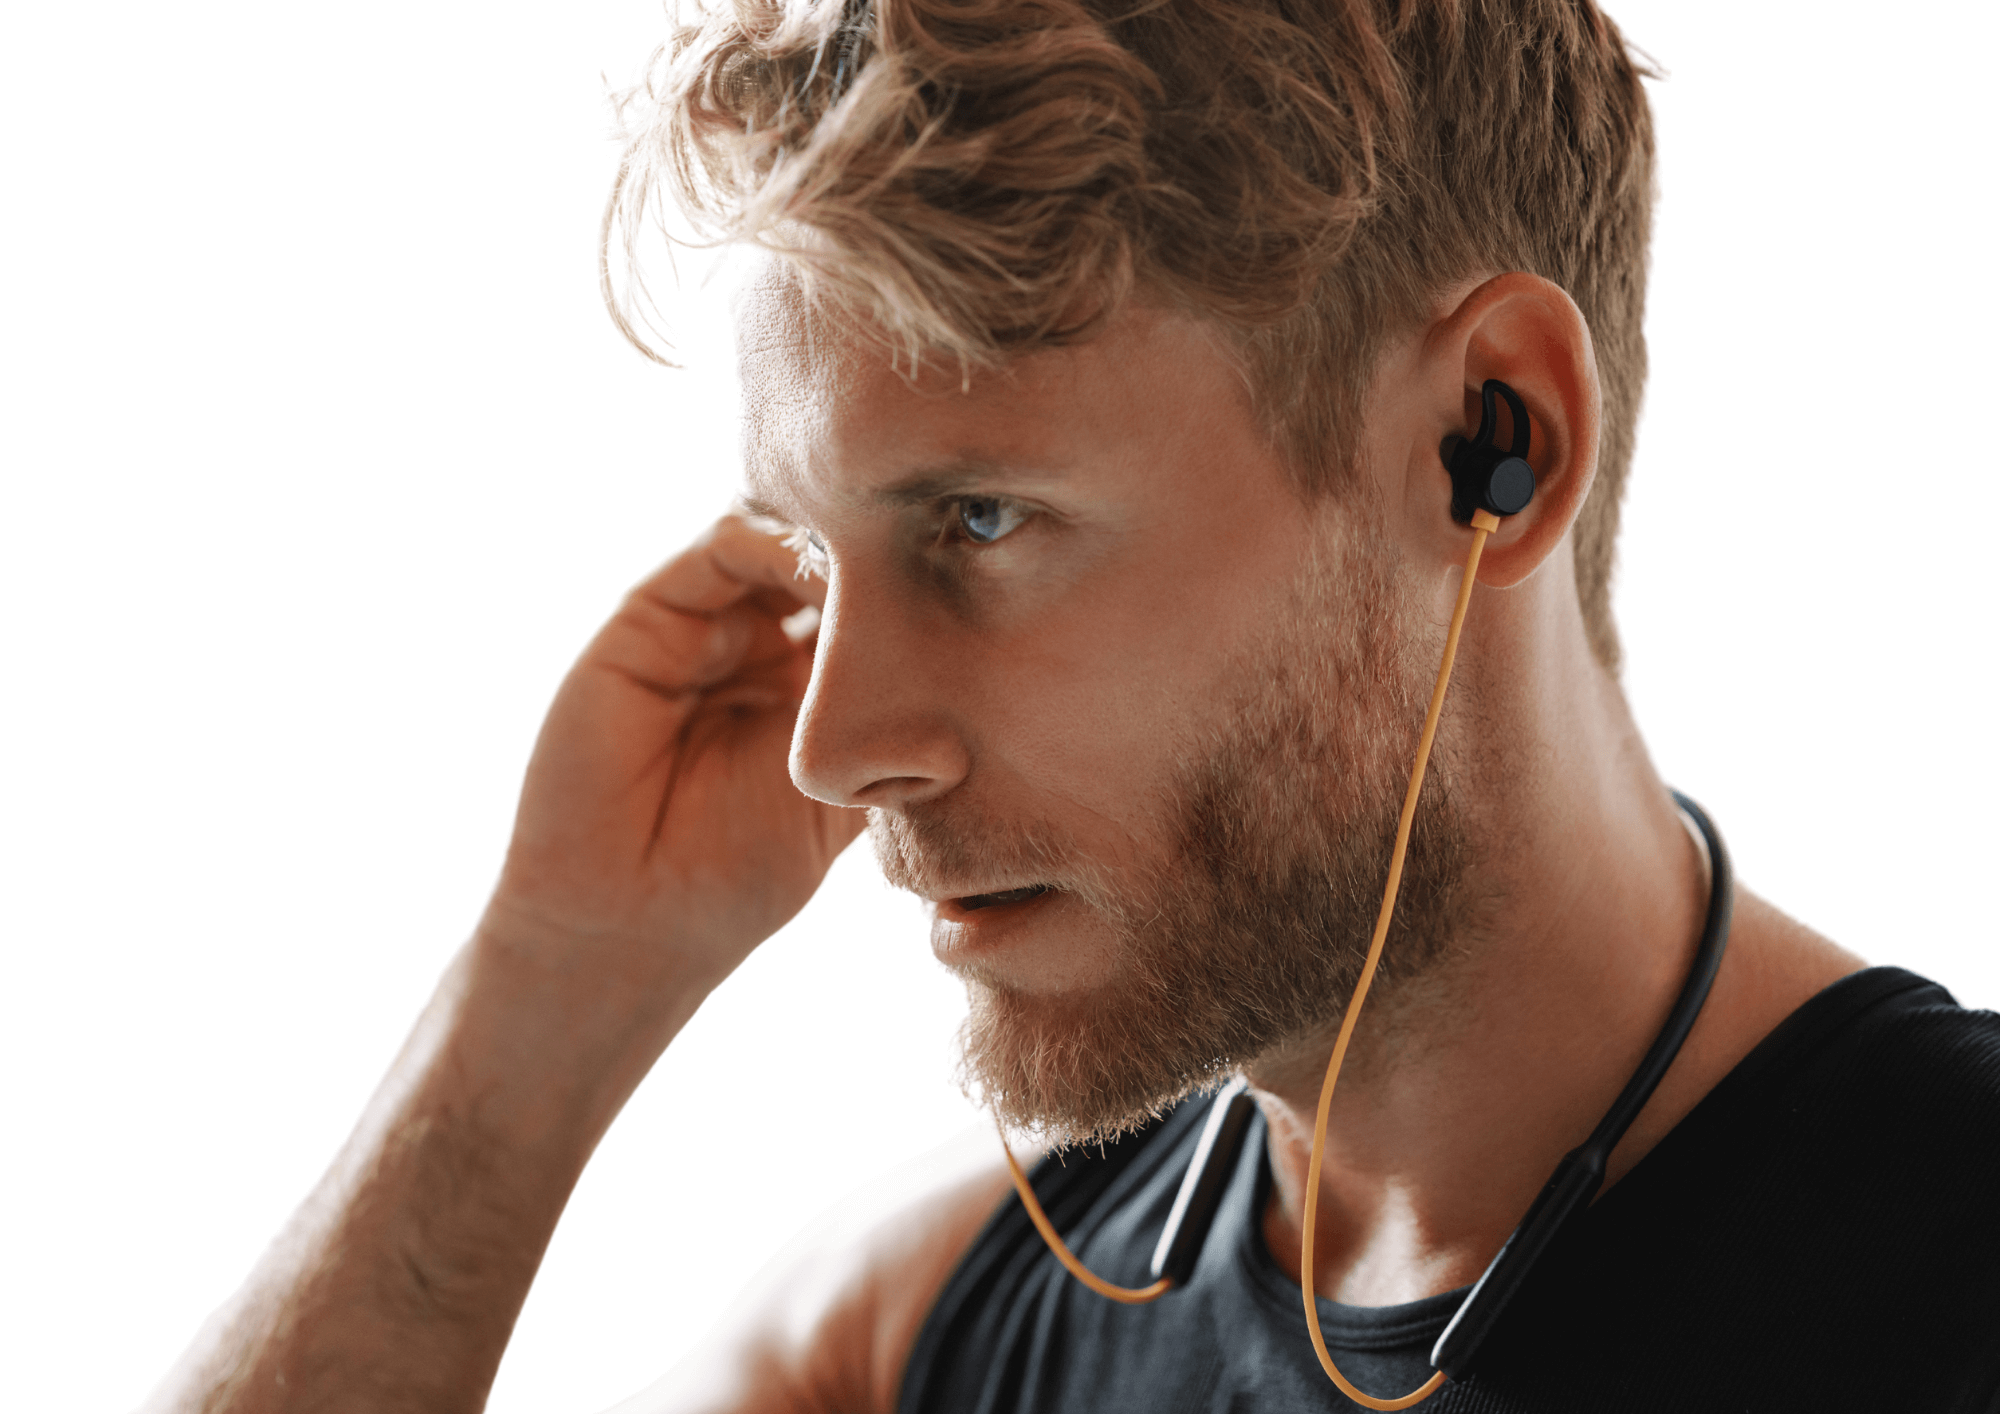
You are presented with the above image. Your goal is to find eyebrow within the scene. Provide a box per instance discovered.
[737,460,1053,524]
[733,489,790,523]
[870,464,1019,508]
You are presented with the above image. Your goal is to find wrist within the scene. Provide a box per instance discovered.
[444,912,720,1155]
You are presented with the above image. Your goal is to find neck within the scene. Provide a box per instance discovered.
[1247,565,1862,1307]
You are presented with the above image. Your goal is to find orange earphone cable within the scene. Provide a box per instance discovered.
[998,1126,1175,1303]
[1298,507,1499,1409]
[996,509,1501,1397]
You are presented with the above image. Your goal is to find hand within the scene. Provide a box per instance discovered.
[137,517,863,1414]
[480,515,865,1016]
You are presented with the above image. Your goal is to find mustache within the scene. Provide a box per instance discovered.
[868,805,1141,924]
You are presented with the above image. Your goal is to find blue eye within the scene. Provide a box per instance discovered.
[957,497,1029,545]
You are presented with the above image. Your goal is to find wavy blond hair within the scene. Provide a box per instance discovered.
[608,0,1654,669]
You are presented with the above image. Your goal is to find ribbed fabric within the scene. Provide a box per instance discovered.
[898,968,2000,1413]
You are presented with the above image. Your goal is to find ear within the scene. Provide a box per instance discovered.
[1407,273,1601,589]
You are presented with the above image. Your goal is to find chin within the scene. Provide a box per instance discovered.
[956,972,1220,1150]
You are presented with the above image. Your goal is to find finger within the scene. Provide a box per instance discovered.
[635,515,826,618]
[778,602,822,647]
[586,603,761,693]
[575,515,824,711]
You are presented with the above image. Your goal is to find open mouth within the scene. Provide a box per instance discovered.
[953,884,1053,912]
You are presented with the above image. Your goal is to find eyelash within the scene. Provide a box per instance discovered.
[782,525,826,581]
[785,496,1034,579]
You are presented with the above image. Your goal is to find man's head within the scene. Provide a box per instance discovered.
[734,268,1602,1145]
[623,0,1651,1145]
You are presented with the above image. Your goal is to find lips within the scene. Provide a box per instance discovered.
[930,882,1077,976]
[952,883,1052,912]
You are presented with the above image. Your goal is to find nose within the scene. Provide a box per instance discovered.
[788,571,970,809]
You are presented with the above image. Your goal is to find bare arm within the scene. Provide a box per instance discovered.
[143,518,866,1414]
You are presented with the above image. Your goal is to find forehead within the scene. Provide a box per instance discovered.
[732,263,1259,520]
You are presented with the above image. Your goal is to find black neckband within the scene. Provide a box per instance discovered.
[1144,790,1734,1382]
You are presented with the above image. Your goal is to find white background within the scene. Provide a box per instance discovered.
[3,1,1994,1409]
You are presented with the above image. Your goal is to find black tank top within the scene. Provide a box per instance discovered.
[897,968,2000,1412]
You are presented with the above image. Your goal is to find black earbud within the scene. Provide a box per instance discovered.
[1441,379,1536,524]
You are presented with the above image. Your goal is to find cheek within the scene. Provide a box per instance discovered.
[1043,525,1312,739]
[948,565,1289,833]
[953,624,1178,794]
[922,456,1319,832]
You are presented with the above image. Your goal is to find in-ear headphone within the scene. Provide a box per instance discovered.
[1442,379,1537,523]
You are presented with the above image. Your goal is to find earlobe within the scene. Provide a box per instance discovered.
[1424,273,1601,590]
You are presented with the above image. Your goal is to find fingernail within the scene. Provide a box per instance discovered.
[780,604,821,643]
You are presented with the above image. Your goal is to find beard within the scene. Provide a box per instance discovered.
[871,521,1470,1150]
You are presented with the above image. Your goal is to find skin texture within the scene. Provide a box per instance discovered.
[142,267,1863,1414]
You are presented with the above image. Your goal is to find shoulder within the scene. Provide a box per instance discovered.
[1868,972,2000,1061]
[1779,965,2000,1109]
[603,1125,1022,1414]
[1691,894,2000,1137]
[1833,968,2000,1128]
[1652,961,2000,1241]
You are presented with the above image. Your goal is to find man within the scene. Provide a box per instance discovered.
[146,0,2000,1410]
